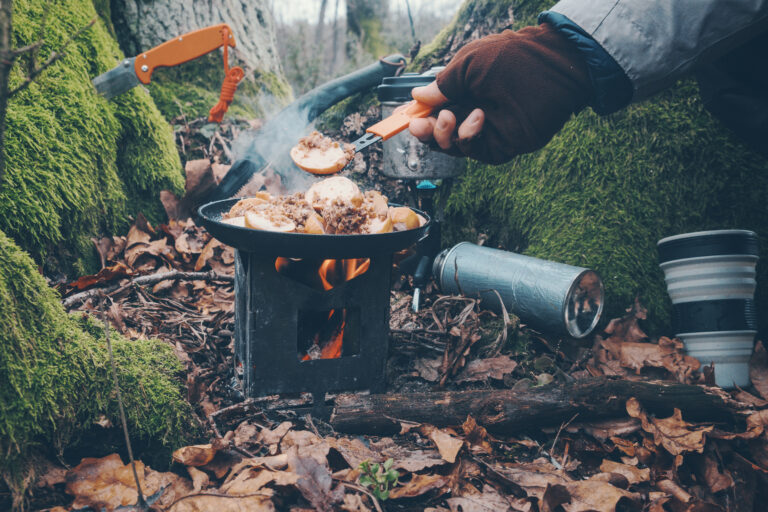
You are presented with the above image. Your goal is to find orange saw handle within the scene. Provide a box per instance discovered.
[366,100,433,140]
[134,23,236,84]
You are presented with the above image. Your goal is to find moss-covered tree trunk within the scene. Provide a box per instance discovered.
[109,0,292,120]
[0,229,196,507]
[413,0,768,334]
[1,0,184,276]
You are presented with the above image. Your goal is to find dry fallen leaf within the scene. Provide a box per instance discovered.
[579,418,641,442]
[700,450,734,493]
[414,357,441,382]
[281,429,330,464]
[65,454,193,511]
[446,484,526,512]
[68,262,132,290]
[462,416,493,454]
[599,459,650,485]
[173,444,219,467]
[425,426,464,463]
[626,398,712,464]
[220,466,299,495]
[454,356,518,383]
[186,466,209,492]
[168,493,275,512]
[561,480,641,512]
[712,409,768,440]
[341,492,373,512]
[388,473,448,499]
[259,421,293,450]
[286,446,344,512]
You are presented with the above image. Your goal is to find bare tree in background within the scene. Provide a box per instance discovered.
[315,0,329,47]
[345,0,389,59]
[309,0,329,87]
[330,0,340,73]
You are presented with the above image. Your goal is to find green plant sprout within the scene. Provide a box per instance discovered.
[358,458,399,501]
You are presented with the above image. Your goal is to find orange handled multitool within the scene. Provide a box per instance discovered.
[352,100,433,152]
[93,24,238,101]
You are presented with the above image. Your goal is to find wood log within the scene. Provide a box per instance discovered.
[329,378,747,435]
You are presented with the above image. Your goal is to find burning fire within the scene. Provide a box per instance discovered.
[275,257,369,360]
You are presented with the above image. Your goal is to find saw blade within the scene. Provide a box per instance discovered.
[353,132,382,152]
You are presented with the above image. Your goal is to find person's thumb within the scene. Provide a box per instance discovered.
[411,81,449,107]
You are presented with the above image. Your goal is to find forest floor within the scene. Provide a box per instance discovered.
[27,115,768,511]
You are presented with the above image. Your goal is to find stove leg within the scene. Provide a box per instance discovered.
[311,391,331,420]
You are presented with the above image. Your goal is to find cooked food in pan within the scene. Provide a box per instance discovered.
[223,176,426,235]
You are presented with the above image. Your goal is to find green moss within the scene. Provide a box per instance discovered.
[0,229,197,490]
[146,52,293,122]
[0,0,183,276]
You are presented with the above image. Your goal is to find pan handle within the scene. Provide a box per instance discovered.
[296,53,406,123]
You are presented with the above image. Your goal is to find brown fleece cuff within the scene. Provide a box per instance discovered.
[435,23,591,164]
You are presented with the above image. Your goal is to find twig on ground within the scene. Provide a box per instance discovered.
[101,294,147,510]
[63,270,233,308]
[536,412,578,470]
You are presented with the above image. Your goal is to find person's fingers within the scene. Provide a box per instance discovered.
[433,110,456,150]
[409,117,437,142]
[411,81,449,107]
[457,108,485,141]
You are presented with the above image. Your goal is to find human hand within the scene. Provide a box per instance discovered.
[408,24,592,164]
[408,82,486,154]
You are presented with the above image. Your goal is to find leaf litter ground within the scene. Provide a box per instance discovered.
[26,116,768,512]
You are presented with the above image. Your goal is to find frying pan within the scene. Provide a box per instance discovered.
[198,198,431,259]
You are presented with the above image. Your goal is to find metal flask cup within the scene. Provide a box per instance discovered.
[433,243,605,338]
[377,68,466,179]
[658,229,759,388]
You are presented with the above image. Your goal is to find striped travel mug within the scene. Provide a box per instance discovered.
[658,230,759,388]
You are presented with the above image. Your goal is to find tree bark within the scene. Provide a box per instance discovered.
[0,0,12,184]
[109,0,284,77]
[329,379,744,435]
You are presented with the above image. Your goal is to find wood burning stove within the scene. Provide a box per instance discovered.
[233,252,392,400]
[198,198,430,403]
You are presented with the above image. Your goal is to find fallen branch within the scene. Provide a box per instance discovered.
[63,270,233,308]
[329,378,748,435]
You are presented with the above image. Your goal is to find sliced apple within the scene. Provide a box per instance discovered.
[244,211,296,232]
[305,176,364,210]
[389,207,420,231]
[366,216,393,234]
[302,213,326,234]
[367,190,389,218]
[221,216,246,227]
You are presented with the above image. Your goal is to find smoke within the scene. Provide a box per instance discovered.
[232,99,321,194]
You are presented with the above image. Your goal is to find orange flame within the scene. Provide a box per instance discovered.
[275,257,369,360]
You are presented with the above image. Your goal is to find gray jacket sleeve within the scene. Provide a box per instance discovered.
[549,0,768,100]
